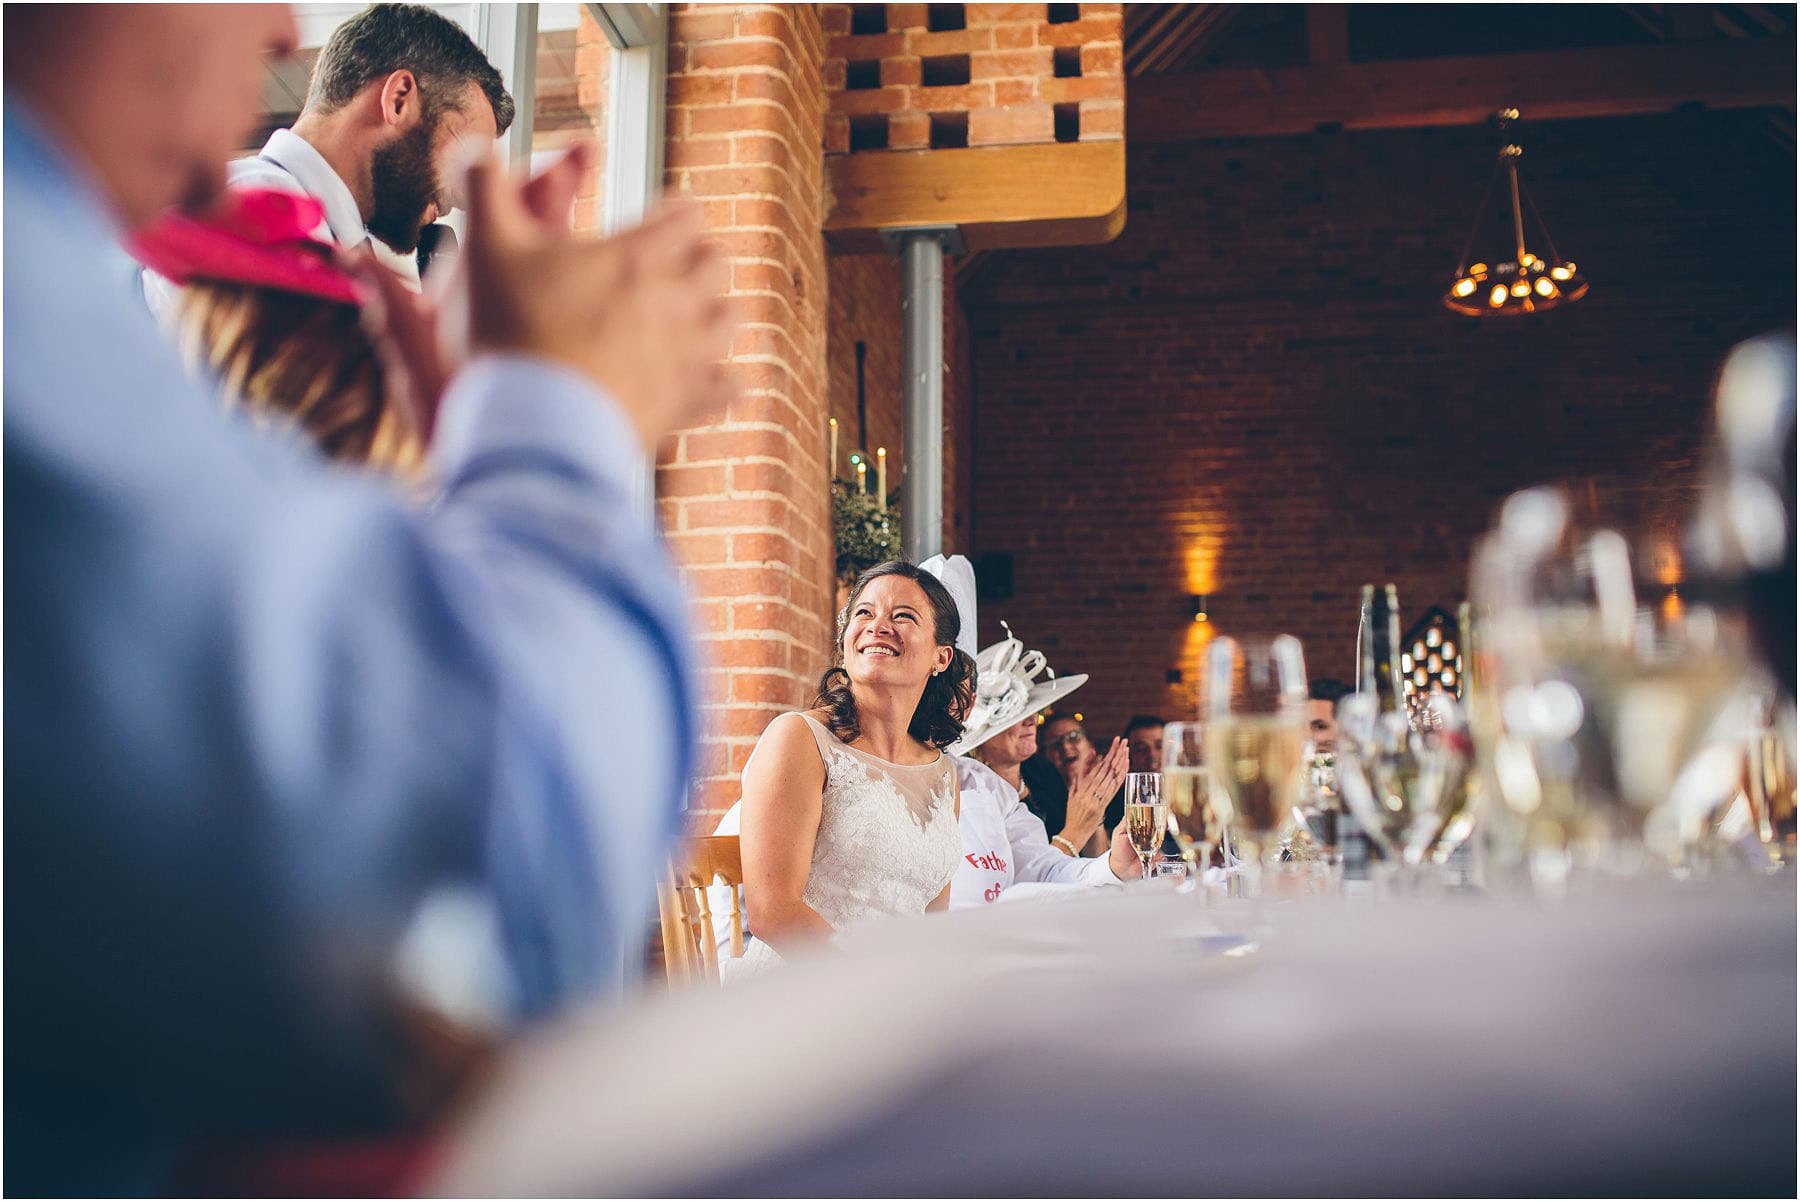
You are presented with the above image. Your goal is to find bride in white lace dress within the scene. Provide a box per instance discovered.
[729,562,974,976]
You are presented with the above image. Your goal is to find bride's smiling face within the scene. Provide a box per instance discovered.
[843,576,952,688]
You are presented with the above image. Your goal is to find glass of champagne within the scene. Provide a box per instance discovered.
[1123,772,1168,882]
[1745,692,1798,869]
[1162,722,1221,891]
[1203,634,1310,896]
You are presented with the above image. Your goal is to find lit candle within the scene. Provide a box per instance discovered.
[876,447,887,512]
[856,460,867,495]
[828,418,838,480]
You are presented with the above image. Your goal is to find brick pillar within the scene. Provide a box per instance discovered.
[662,4,833,822]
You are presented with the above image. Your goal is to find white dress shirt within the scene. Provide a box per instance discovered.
[244,127,367,243]
[950,756,1119,907]
[142,127,419,319]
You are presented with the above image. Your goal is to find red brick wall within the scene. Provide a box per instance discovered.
[964,110,1796,740]
[822,3,1122,154]
[661,4,833,821]
[826,254,903,478]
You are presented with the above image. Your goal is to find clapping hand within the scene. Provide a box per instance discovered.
[353,141,598,448]
[355,140,736,454]
[462,152,734,451]
[1057,736,1128,851]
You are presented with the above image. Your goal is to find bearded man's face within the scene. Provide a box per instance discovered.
[366,115,439,253]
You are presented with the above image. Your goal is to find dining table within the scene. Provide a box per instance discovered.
[429,873,1796,1197]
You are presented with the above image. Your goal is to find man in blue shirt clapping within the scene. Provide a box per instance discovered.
[3,6,730,1193]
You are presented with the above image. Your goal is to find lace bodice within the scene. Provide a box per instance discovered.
[728,713,961,976]
[795,713,961,928]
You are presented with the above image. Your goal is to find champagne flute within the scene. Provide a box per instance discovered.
[1123,772,1168,881]
[1745,692,1798,868]
[1203,634,1310,896]
[1161,722,1221,887]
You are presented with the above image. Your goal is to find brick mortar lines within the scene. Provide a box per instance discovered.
[962,111,1790,741]
[663,3,831,819]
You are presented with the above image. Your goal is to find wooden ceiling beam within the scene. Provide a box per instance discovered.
[1128,36,1796,142]
[825,141,1127,254]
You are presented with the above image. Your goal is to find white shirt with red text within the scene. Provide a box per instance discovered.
[950,756,1119,908]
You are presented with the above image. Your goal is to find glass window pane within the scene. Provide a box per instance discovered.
[533,3,611,232]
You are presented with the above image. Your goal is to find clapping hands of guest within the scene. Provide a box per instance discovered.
[356,141,735,454]
[463,154,734,451]
[1055,736,1128,856]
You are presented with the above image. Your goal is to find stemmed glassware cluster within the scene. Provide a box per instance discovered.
[1468,487,1756,888]
[1145,337,1791,908]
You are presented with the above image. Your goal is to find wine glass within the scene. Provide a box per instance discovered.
[1335,690,1472,887]
[1202,634,1309,896]
[1161,722,1221,888]
[1123,772,1167,881]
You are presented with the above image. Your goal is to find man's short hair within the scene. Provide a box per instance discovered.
[1042,710,1083,729]
[1309,678,1353,704]
[308,4,516,134]
[1123,714,1165,737]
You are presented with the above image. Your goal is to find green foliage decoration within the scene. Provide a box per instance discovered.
[833,479,901,585]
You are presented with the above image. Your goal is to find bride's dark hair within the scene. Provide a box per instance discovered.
[814,560,976,750]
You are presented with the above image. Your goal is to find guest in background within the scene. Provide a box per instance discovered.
[915,557,1137,904]
[976,715,1123,857]
[1121,714,1182,858]
[144,1,514,314]
[1123,714,1166,775]
[5,5,731,1192]
[1037,711,1127,854]
[1019,742,1070,829]
[1308,678,1353,754]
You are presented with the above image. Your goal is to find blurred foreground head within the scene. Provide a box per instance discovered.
[1688,333,1797,696]
[3,4,300,227]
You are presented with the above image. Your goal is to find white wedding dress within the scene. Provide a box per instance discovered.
[725,712,961,978]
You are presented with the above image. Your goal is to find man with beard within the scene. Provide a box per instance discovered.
[145,2,511,312]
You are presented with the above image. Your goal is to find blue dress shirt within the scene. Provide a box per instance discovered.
[3,101,695,1193]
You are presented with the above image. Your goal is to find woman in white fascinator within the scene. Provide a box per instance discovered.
[917,556,1139,908]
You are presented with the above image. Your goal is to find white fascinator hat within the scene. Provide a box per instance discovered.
[919,554,1088,757]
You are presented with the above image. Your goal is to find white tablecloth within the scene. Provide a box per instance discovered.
[432,879,1796,1196]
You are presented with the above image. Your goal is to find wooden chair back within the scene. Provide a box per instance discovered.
[656,835,746,985]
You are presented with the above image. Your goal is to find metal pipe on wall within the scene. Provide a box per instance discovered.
[900,231,946,562]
